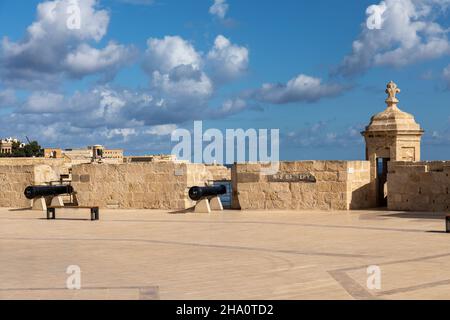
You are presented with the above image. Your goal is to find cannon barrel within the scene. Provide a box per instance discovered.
[24,185,74,200]
[189,185,226,201]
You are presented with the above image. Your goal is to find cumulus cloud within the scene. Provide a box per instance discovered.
[218,98,248,114]
[207,35,249,83]
[0,83,251,152]
[103,128,137,141]
[21,91,64,113]
[152,70,213,102]
[17,87,143,128]
[145,124,178,136]
[207,98,249,118]
[64,41,135,78]
[142,34,251,117]
[0,112,174,154]
[11,83,240,133]
[144,36,201,74]
[0,0,134,88]
[0,1,261,152]
[251,74,346,104]
[209,0,229,19]
[143,36,214,115]
[337,0,450,77]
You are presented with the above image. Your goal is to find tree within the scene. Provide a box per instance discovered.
[22,141,44,157]
[11,141,25,157]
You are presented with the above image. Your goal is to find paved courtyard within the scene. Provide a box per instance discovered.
[0,207,449,300]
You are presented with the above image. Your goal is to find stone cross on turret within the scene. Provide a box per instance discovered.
[385,80,400,108]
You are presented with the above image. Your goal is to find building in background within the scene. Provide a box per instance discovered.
[43,148,63,159]
[0,137,26,155]
[124,154,178,163]
[0,140,12,155]
[44,145,124,164]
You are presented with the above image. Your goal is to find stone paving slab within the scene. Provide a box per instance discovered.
[0,208,449,300]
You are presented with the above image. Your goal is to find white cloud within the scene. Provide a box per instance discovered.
[64,41,135,77]
[22,91,64,113]
[207,35,249,82]
[5,32,252,143]
[252,74,345,104]
[0,0,133,87]
[143,35,250,113]
[144,36,201,74]
[145,124,178,136]
[219,98,247,114]
[337,0,450,76]
[0,2,257,151]
[206,98,252,118]
[143,36,214,108]
[0,84,242,152]
[12,84,220,129]
[19,87,147,128]
[103,128,137,141]
[209,0,229,19]
[152,70,213,101]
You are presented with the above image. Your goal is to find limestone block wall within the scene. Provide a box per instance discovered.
[347,161,375,209]
[204,165,231,181]
[232,161,373,211]
[0,158,69,176]
[71,162,230,210]
[0,165,34,207]
[0,165,59,207]
[0,158,66,166]
[388,161,450,212]
[33,165,60,185]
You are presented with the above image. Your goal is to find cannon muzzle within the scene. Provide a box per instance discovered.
[24,185,74,200]
[189,185,227,201]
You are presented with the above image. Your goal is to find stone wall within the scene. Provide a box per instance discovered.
[0,165,34,207]
[0,158,66,165]
[0,164,59,208]
[204,165,231,181]
[0,158,69,177]
[347,161,375,209]
[232,161,373,211]
[388,161,450,212]
[71,162,231,210]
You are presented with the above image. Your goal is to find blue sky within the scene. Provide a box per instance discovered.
[0,0,449,161]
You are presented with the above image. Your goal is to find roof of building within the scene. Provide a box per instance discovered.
[363,81,423,134]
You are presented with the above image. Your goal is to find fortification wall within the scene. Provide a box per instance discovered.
[0,158,66,166]
[0,165,34,207]
[388,161,450,212]
[232,161,373,211]
[0,164,59,208]
[0,158,70,177]
[347,161,375,209]
[71,162,230,210]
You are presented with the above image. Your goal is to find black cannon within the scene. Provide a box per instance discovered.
[188,185,227,202]
[24,185,74,200]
